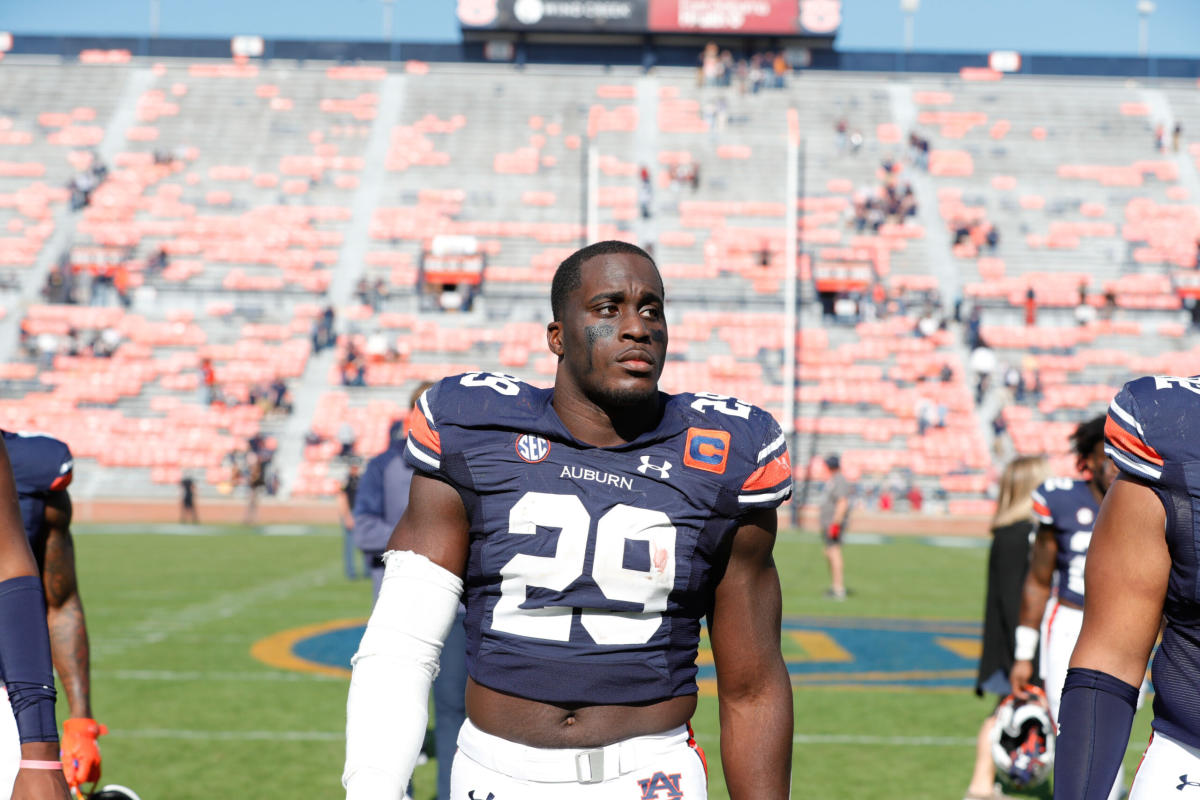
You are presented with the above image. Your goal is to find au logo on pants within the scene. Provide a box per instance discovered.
[637,771,684,799]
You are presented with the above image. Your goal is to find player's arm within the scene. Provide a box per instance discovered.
[709,507,793,799]
[343,473,468,799]
[1054,477,1166,800]
[1009,523,1056,695]
[43,489,108,793]
[0,443,71,800]
[42,490,90,719]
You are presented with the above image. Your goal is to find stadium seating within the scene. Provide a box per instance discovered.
[0,57,1197,515]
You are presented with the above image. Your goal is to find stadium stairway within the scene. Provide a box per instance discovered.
[273,75,405,496]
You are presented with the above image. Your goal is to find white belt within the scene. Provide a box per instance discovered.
[456,718,689,784]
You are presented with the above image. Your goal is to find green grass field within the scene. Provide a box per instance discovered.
[68,526,1152,799]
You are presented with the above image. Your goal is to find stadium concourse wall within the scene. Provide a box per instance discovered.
[6,34,1200,79]
[72,497,992,536]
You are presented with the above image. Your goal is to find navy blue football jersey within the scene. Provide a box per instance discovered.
[2,430,73,549]
[1030,477,1099,608]
[1107,375,1200,748]
[404,372,792,705]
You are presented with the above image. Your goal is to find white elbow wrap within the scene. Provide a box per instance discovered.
[343,550,464,798]
[1014,624,1039,662]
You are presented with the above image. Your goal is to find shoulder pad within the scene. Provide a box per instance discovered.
[405,372,546,473]
[2,431,73,493]
[1104,375,1200,484]
[675,393,792,509]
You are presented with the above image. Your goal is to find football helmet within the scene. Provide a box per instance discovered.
[991,687,1056,789]
[90,785,142,800]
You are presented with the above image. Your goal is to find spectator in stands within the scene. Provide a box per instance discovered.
[1101,289,1118,321]
[337,421,357,460]
[970,341,996,405]
[1155,123,1166,152]
[354,277,371,308]
[269,378,292,414]
[200,358,217,405]
[372,277,388,310]
[1173,121,1183,152]
[917,397,934,436]
[337,462,364,580]
[963,455,1051,800]
[340,345,365,387]
[700,41,721,86]
[146,246,169,274]
[1187,297,1200,331]
[819,454,852,600]
[772,51,788,88]
[848,128,864,155]
[965,305,983,350]
[244,450,266,525]
[1023,288,1037,326]
[906,484,924,512]
[180,476,198,524]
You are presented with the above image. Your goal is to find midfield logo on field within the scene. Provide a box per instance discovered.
[638,771,684,798]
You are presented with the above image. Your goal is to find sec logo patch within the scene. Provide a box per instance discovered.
[684,428,730,474]
[515,434,550,463]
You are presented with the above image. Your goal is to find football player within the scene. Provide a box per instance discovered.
[344,241,794,798]
[0,431,105,799]
[0,436,72,799]
[1008,416,1122,799]
[1054,376,1197,799]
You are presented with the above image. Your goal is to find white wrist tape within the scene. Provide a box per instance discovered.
[343,550,464,799]
[1014,625,1039,662]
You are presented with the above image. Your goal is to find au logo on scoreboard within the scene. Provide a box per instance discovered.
[254,615,984,691]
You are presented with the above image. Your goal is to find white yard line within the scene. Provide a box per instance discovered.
[92,565,336,659]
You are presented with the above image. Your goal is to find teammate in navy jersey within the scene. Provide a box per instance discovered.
[0,431,104,799]
[0,436,72,800]
[1054,376,1200,799]
[344,241,794,799]
[1008,416,1119,764]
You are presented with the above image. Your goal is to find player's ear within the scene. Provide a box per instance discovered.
[547,320,565,357]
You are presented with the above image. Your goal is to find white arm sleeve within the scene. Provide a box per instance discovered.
[343,550,464,799]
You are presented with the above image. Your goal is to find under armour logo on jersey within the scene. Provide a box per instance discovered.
[515,434,550,463]
[638,771,684,799]
[1179,774,1200,791]
[637,456,672,479]
[467,791,495,800]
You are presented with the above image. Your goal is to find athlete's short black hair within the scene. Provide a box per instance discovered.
[1071,415,1107,460]
[550,240,659,321]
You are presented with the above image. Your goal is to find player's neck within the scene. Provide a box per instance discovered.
[551,388,661,447]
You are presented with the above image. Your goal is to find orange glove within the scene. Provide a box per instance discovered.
[60,718,107,791]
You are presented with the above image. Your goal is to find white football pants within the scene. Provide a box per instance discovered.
[1130,730,1200,800]
[451,719,708,800]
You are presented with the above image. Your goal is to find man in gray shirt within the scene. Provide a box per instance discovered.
[818,454,852,600]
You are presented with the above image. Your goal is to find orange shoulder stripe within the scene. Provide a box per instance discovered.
[1104,415,1162,466]
[407,406,441,454]
[742,453,792,492]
